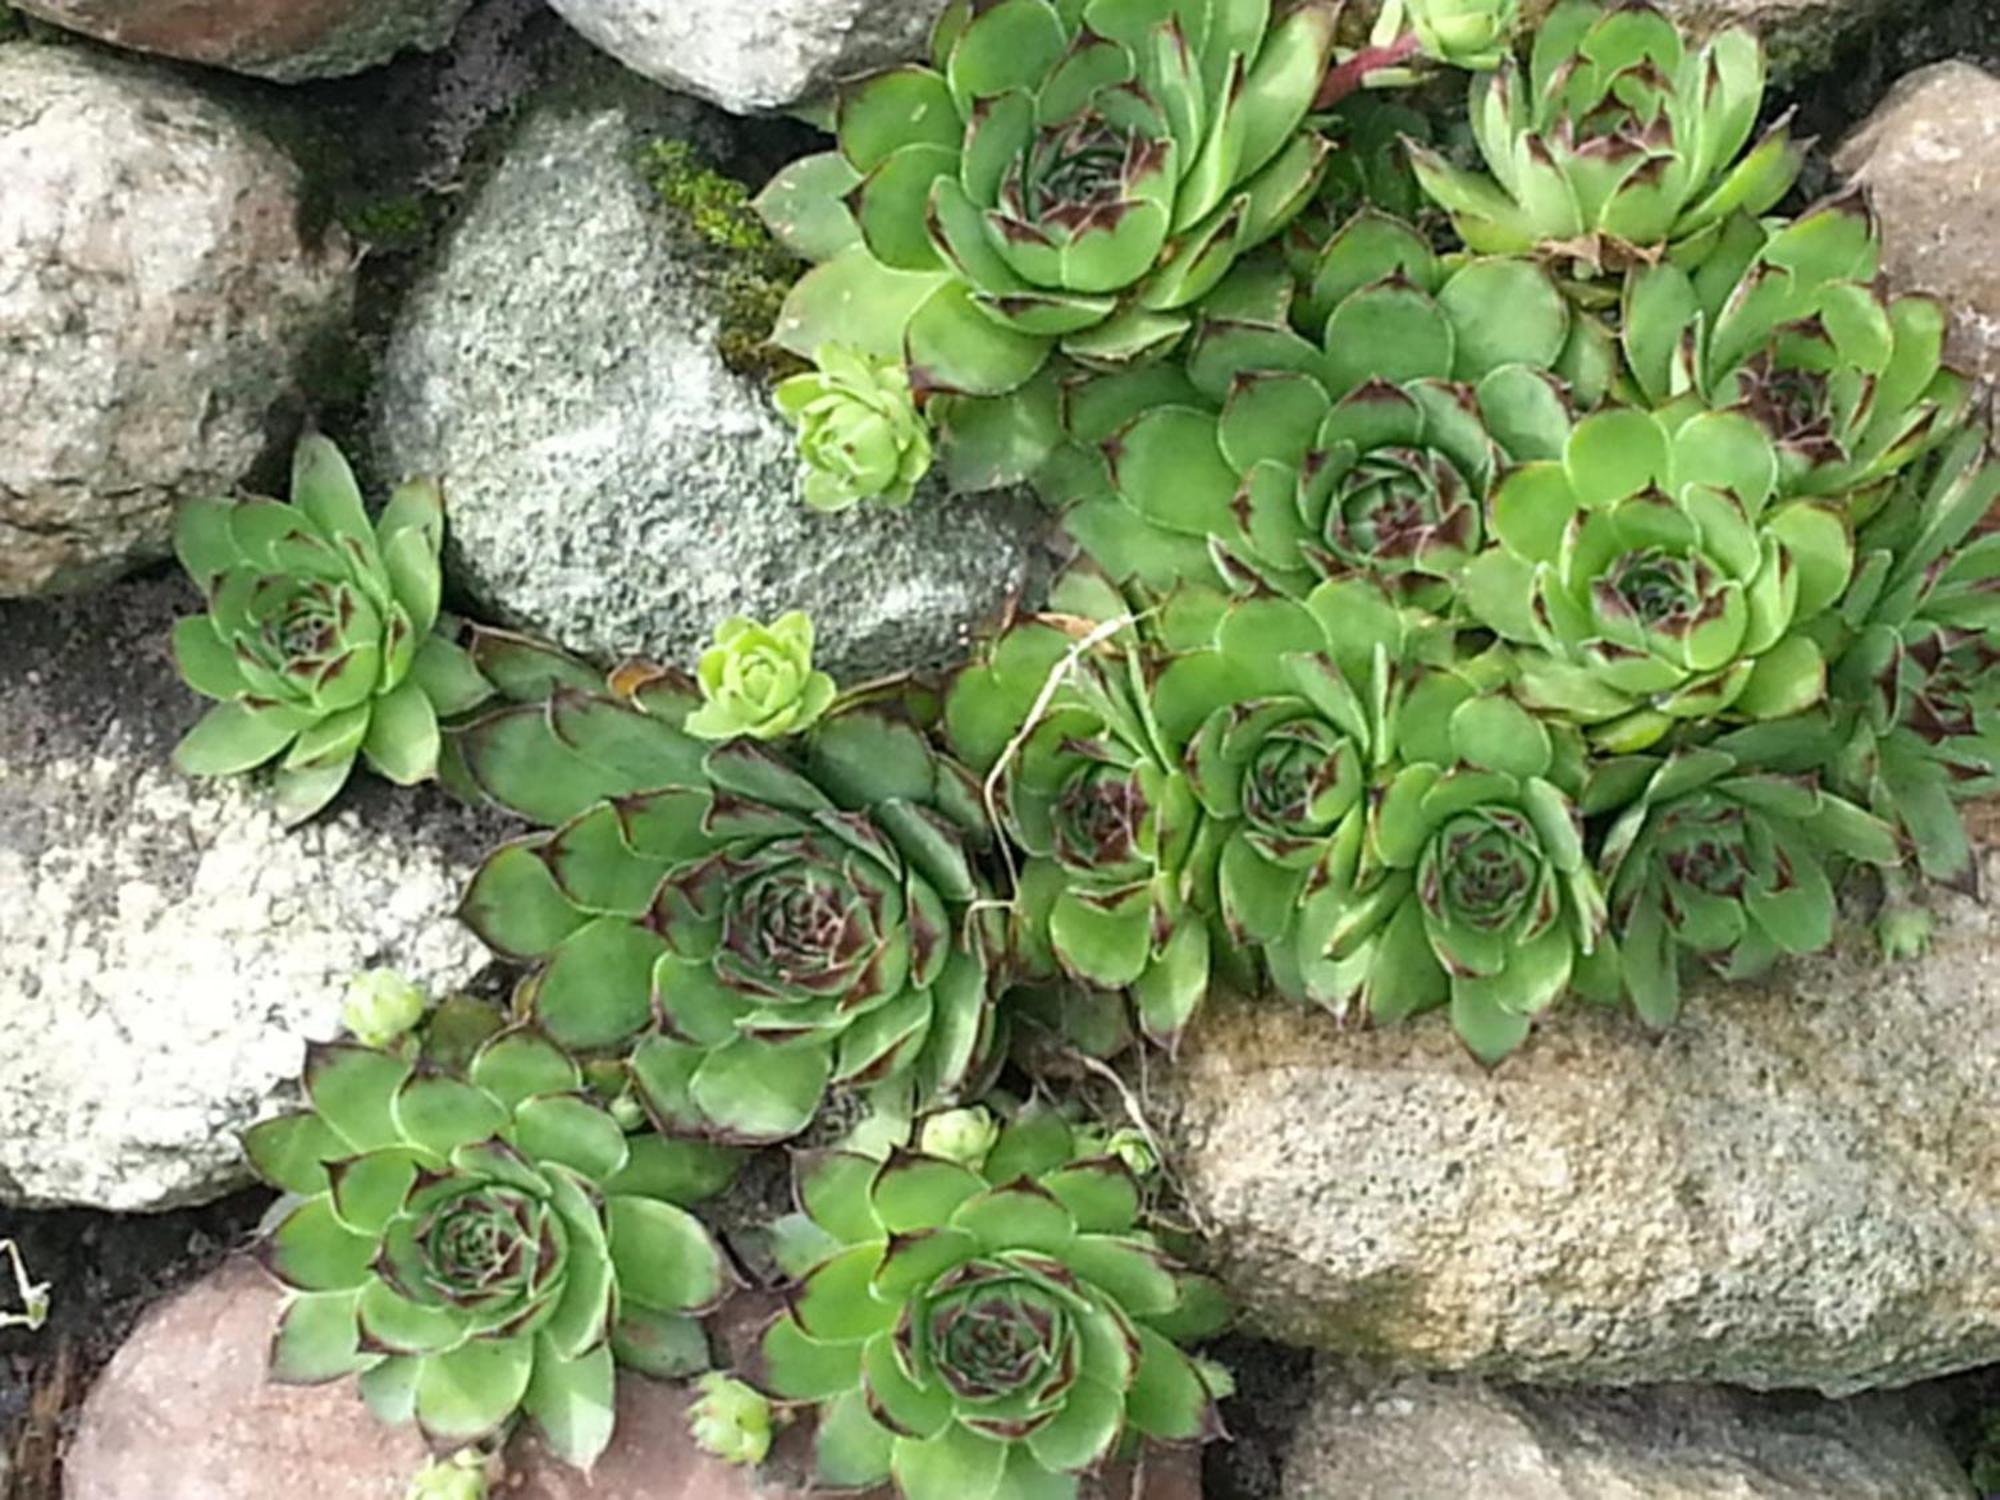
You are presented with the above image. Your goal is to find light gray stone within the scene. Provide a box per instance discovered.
[1835,61,2000,393]
[0,578,498,1211]
[544,0,949,114]
[1158,837,2000,1394]
[0,46,353,599]
[1284,1365,1974,1499]
[11,0,472,82]
[374,68,1049,683]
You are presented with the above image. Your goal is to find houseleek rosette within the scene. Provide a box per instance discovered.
[1408,0,1803,269]
[756,0,1340,395]
[1309,687,1606,1063]
[776,345,935,511]
[1623,195,1972,510]
[243,1029,735,1468]
[1461,407,1854,751]
[1062,210,1596,598]
[1589,748,1898,1025]
[683,610,837,742]
[452,652,998,1142]
[753,1107,1229,1500]
[944,568,1238,1044]
[170,434,492,824]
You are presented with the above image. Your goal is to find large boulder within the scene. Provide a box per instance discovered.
[1157,851,2000,1393]
[0,578,495,1211]
[1284,1365,1973,1499]
[11,0,473,82]
[374,66,1049,682]
[1836,61,2000,389]
[543,0,949,114]
[0,46,352,598]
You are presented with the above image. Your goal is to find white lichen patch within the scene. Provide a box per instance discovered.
[0,758,483,1211]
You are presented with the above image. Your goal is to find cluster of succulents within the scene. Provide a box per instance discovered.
[176,0,2000,1488]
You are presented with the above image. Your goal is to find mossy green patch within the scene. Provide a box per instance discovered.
[639,138,806,383]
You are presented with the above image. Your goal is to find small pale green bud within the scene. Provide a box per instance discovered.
[1082,1126,1157,1178]
[688,1374,773,1467]
[918,1106,1001,1168]
[684,611,838,743]
[1409,0,1518,68]
[775,344,933,513]
[608,1089,647,1131]
[341,969,427,1049]
[405,1450,487,1500]
[1877,901,1934,960]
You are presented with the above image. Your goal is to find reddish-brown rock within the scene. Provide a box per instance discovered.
[13,0,473,83]
[66,1260,1204,1499]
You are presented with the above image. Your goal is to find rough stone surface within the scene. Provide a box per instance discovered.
[1835,60,2000,392]
[1284,1364,1974,1499]
[0,578,497,1212]
[67,1259,1194,1500]
[544,0,950,114]
[1158,847,2000,1394]
[13,0,472,82]
[0,46,353,599]
[374,67,1049,682]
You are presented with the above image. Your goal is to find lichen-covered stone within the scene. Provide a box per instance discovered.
[1157,853,2000,1393]
[374,65,1048,683]
[1285,1365,1973,1499]
[12,0,472,82]
[544,0,950,114]
[0,46,353,598]
[0,579,497,1211]
[1836,60,2000,389]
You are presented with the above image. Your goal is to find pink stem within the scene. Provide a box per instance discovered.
[1315,32,1424,110]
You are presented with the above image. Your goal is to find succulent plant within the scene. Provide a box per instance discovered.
[243,1030,736,1468]
[1400,0,1521,70]
[406,1451,488,1500]
[452,645,998,1141]
[943,568,1235,1044]
[170,435,494,825]
[684,611,839,743]
[1587,747,1898,1024]
[1407,0,1802,271]
[1622,196,1973,511]
[343,969,430,1051]
[754,1106,1230,1500]
[1063,211,1604,598]
[1726,430,2000,897]
[1461,407,1853,751]
[777,346,935,511]
[1309,684,1607,1063]
[688,1373,775,1466]
[756,0,1340,395]
[919,1105,1002,1169]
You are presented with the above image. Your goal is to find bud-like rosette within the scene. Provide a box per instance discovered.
[688,1374,774,1466]
[1460,408,1854,752]
[754,1107,1230,1500]
[1405,0,1520,70]
[343,969,429,1051]
[1623,197,1973,510]
[453,677,999,1143]
[169,435,493,824]
[684,611,838,743]
[1590,749,1899,1025]
[1062,211,1594,601]
[241,1030,736,1470]
[755,0,1340,397]
[776,346,935,511]
[1306,686,1607,1063]
[1407,1,1803,270]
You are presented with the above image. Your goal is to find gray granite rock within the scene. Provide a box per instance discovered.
[545,0,949,114]
[1836,61,2000,393]
[0,46,353,599]
[374,67,1049,682]
[1157,843,2000,1393]
[0,578,500,1211]
[12,0,472,82]
[1285,1364,1974,1499]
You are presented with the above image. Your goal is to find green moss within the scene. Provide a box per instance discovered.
[339,193,435,252]
[0,10,21,42]
[639,138,806,383]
